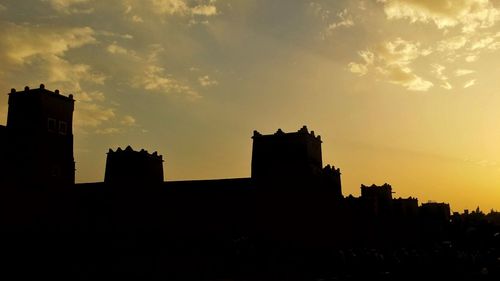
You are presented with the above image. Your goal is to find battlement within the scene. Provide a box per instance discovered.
[108,145,163,162]
[252,125,322,142]
[323,164,341,174]
[361,183,393,201]
[9,84,74,101]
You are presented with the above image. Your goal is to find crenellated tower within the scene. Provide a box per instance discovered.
[0,84,75,186]
[251,126,342,197]
[104,146,164,185]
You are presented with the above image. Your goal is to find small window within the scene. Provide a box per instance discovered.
[47,118,56,132]
[59,121,67,135]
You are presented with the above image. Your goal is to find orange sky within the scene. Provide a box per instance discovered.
[1,0,500,211]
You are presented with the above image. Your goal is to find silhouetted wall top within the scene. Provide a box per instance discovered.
[7,84,74,133]
[105,145,164,185]
[420,202,451,219]
[361,183,393,201]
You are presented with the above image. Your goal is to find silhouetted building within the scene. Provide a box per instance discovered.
[2,84,492,280]
[0,85,75,186]
[361,183,393,201]
[392,197,419,218]
[104,146,164,185]
[251,126,323,181]
[420,202,451,223]
[251,126,342,197]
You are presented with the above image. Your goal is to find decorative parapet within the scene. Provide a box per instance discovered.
[252,125,322,141]
[9,84,74,100]
[323,164,341,174]
[107,145,163,162]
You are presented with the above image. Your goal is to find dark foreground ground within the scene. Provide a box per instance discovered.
[1,232,499,281]
[0,185,499,280]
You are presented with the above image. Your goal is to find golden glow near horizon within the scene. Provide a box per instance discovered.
[1,0,500,211]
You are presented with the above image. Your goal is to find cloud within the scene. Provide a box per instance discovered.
[455,69,476,76]
[133,65,201,100]
[45,56,106,86]
[106,42,138,58]
[0,24,95,65]
[95,127,121,135]
[70,87,116,133]
[347,50,375,76]
[0,23,132,134]
[469,35,495,50]
[441,81,453,90]
[44,0,94,14]
[121,115,137,126]
[311,4,355,39]
[465,54,479,62]
[464,79,476,88]
[198,75,218,87]
[437,36,468,51]
[376,38,431,66]
[378,65,434,91]
[348,62,368,76]
[74,101,116,129]
[151,0,217,17]
[431,64,454,89]
[78,91,105,102]
[98,31,134,40]
[132,15,144,23]
[327,9,355,32]
[0,23,103,87]
[107,43,128,55]
[379,0,500,33]
[349,38,433,91]
[191,4,217,16]
[431,64,448,80]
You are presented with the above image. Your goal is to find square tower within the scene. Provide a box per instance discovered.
[2,85,75,186]
[251,126,323,182]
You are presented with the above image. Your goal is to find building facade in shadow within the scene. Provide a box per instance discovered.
[2,85,488,280]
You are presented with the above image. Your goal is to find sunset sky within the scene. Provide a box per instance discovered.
[1,0,500,211]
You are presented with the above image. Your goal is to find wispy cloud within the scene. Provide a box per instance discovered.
[44,0,94,14]
[464,79,476,88]
[151,0,217,16]
[198,75,218,87]
[0,22,137,134]
[133,65,201,101]
[326,9,355,32]
[455,69,476,76]
[348,38,433,91]
[379,0,500,33]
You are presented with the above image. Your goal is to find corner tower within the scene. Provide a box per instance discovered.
[3,84,75,186]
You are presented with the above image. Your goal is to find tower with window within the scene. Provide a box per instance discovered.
[2,84,75,186]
